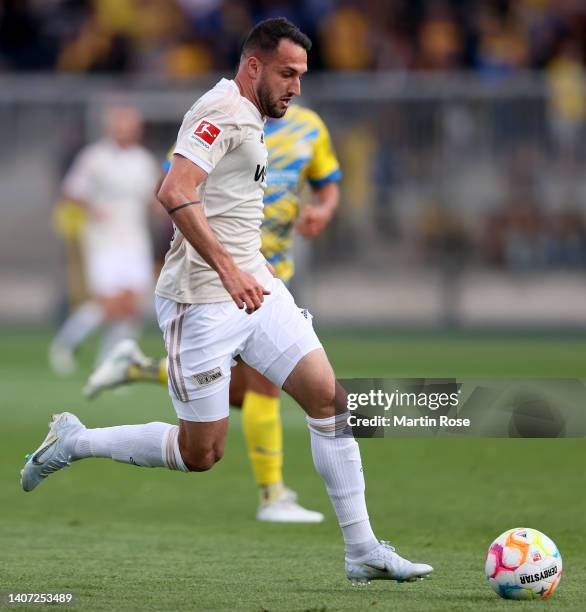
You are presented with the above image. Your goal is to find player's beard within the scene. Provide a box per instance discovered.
[258,78,287,119]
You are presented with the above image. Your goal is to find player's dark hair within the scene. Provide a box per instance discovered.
[242,18,312,58]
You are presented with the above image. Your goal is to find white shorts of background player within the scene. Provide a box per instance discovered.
[85,248,153,298]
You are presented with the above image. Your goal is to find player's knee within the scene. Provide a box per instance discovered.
[183,451,215,472]
[181,448,222,472]
[310,378,336,419]
[213,447,224,464]
[284,365,337,418]
[189,460,214,472]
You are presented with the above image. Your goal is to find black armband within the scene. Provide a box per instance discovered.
[168,200,201,215]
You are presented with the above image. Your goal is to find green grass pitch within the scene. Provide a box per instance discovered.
[1,330,585,611]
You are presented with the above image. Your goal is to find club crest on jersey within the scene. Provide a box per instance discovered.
[191,119,222,149]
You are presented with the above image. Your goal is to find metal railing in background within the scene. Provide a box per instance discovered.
[0,73,585,325]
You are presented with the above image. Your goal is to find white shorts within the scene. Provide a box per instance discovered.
[155,277,322,422]
[85,249,153,298]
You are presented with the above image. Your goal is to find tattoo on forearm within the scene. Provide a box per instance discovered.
[168,200,201,215]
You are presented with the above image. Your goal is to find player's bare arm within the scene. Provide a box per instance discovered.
[295,181,340,238]
[151,171,170,219]
[157,154,270,313]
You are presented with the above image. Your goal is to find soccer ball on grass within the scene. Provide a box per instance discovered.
[485,527,562,600]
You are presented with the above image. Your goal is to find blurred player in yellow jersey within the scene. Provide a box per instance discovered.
[85,104,341,522]
[258,103,342,278]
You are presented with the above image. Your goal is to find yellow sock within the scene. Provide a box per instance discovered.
[127,358,168,385]
[242,391,283,499]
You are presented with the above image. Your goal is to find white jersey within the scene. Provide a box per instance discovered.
[63,138,157,259]
[155,78,272,304]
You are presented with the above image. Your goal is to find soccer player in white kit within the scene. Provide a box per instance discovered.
[22,19,433,585]
[48,106,158,373]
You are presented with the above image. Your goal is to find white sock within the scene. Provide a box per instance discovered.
[73,422,188,471]
[307,413,379,559]
[97,318,142,365]
[54,301,104,349]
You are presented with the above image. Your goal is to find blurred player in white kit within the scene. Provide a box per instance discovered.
[49,106,158,373]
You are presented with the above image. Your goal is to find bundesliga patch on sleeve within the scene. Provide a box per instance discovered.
[190,119,222,150]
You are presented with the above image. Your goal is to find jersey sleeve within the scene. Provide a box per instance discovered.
[305,113,342,188]
[61,147,95,202]
[173,106,240,174]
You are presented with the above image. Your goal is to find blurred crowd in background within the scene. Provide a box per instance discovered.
[1,0,586,76]
[1,0,586,327]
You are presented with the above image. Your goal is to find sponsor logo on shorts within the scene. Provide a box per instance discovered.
[193,367,223,387]
[191,119,222,149]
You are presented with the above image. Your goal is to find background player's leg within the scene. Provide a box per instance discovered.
[240,362,283,498]
[230,360,324,522]
[49,300,104,374]
[127,357,167,385]
[228,358,246,407]
[84,341,166,399]
[97,290,142,365]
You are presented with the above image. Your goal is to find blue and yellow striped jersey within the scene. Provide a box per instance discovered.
[163,104,341,282]
[261,105,341,281]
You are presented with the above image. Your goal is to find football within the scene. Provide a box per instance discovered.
[485,528,562,600]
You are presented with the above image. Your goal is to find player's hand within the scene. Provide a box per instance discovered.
[220,268,270,314]
[295,204,332,238]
